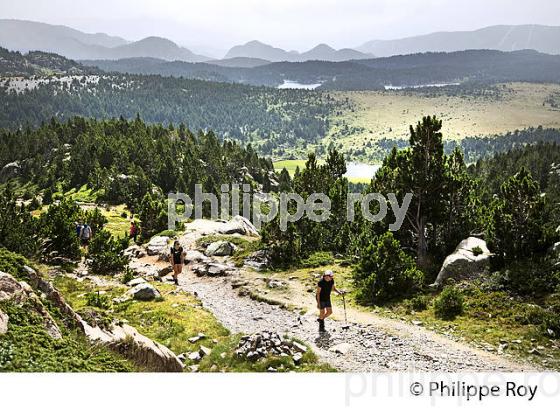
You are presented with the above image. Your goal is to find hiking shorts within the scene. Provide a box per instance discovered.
[319,300,332,309]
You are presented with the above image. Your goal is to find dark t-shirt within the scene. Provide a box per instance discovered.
[317,278,334,301]
[171,247,184,265]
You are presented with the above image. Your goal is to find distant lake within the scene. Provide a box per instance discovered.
[277,80,322,90]
[384,82,460,90]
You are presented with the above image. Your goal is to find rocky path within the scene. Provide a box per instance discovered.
[135,218,536,372]
[178,269,533,372]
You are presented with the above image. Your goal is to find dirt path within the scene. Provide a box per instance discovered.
[177,267,535,372]
[134,220,537,372]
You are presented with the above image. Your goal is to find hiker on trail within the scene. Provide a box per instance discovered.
[129,221,138,243]
[169,240,185,286]
[316,270,344,332]
[74,221,82,239]
[80,222,92,250]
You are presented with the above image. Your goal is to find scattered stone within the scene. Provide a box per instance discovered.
[292,341,308,353]
[188,351,202,362]
[220,352,227,359]
[411,320,423,326]
[127,277,147,287]
[267,366,278,372]
[158,266,173,277]
[199,345,212,357]
[292,352,303,365]
[267,279,287,289]
[529,348,542,356]
[329,343,352,355]
[192,262,236,277]
[126,283,162,301]
[188,365,199,372]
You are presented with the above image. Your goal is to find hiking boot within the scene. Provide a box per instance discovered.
[173,277,179,285]
[318,319,325,332]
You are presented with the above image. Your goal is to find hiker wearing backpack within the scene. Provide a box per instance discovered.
[129,221,138,243]
[169,240,186,286]
[80,223,92,250]
[316,270,344,332]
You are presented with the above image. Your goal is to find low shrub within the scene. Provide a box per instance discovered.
[300,251,334,268]
[434,286,464,320]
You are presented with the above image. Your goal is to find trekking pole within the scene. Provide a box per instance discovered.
[341,291,349,330]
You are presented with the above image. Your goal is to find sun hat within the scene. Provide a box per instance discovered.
[324,270,334,277]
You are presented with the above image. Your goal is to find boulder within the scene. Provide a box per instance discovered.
[433,237,492,286]
[204,240,236,257]
[185,250,211,264]
[0,309,8,335]
[124,245,146,259]
[244,250,270,271]
[145,236,170,257]
[126,283,162,301]
[158,266,173,277]
[218,215,260,237]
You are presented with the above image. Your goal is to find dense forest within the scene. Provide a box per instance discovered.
[0,74,348,154]
[0,116,276,207]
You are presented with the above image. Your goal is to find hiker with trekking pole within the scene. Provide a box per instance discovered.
[316,270,346,332]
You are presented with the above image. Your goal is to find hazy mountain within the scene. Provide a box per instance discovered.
[0,19,210,62]
[207,56,271,68]
[224,40,372,62]
[104,37,209,62]
[358,24,560,56]
[0,19,128,58]
[224,40,290,61]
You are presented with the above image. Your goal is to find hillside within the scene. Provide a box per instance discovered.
[0,47,97,76]
[358,24,560,56]
[81,49,560,90]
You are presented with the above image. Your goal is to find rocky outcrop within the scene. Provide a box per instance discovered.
[433,237,492,286]
[0,309,8,335]
[124,245,146,259]
[19,265,183,372]
[0,270,62,339]
[204,240,236,257]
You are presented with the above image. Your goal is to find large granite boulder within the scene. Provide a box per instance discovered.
[219,215,260,237]
[433,237,492,286]
[145,236,170,257]
[205,240,236,257]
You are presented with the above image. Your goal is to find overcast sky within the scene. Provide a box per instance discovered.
[2,0,559,57]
